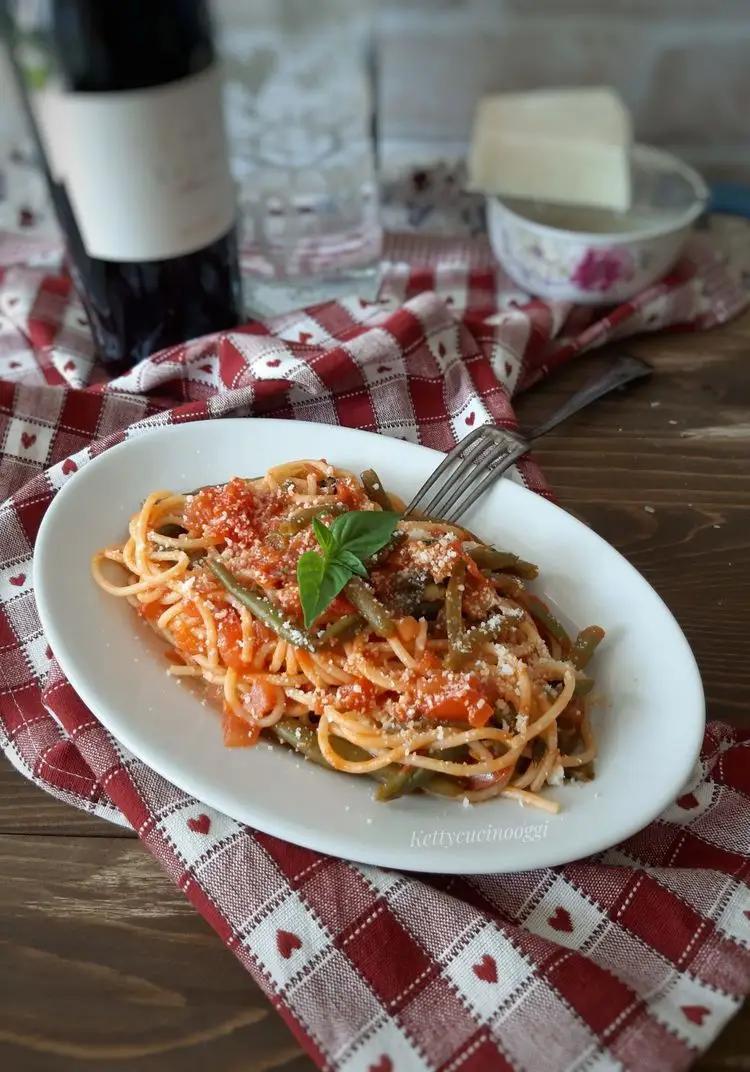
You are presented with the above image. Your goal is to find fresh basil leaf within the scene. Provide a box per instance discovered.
[312,515,335,553]
[335,548,368,577]
[297,550,353,627]
[328,510,400,561]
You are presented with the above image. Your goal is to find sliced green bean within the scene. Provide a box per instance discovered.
[315,614,364,648]
[568,761,595,782]
[361,469,394,511]
[573,675,595,696]
[376,746,466,802]
[445,559,466,652]
[208,560,316,652]
[469,545,539,580]
[375,765,434,802]
[276,501,346,536]
[571,626,605,670]
[156,522,186,538]
[523,593,571,652]
[345,576,396,637]
[272,718,393,785]
[445,615,512,670]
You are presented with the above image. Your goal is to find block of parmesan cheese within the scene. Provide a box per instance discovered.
[468,87,632,212]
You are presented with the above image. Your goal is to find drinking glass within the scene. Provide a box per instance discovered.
[218,0,381,313]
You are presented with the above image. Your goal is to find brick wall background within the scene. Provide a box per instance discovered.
[2,0,748,183]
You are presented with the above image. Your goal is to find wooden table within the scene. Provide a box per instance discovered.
[2,309,748,1071]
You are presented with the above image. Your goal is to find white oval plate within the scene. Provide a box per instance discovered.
[35,419,704,874]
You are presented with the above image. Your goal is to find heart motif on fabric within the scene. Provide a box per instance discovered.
[368,1056,393,1072]
[677,792,699,809]
[63,359,76,372]
[21,431,36,449]
[548,907,574,933]
[266,358,281,368]
[472,954,498,983]
[276,928,302,959]
[297,331,313,344]
[682,1004,710,1026]
[199,363,213,374]
[9,574,25,587]
[62,458,77,475]
[465,412,476,427]
[187,813,211,835]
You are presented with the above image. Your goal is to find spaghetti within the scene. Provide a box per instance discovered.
[92,460,604,811]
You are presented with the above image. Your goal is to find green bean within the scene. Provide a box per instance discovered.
[276,501,346,536]
[568,761,595,782]
[345,576,396,637]
[156,522,186,538]
[445,559,466,652]
[469,546,539,580]
[523,593,571,652]
[207,560,316,652]
[375,765,434,802]
[573,675,595,697]
[272,718,393,785]
[315,614,364,648]
[367,530,406,568]
[571,626,605,670]
[361,469,394,511]
[445,616,512,670]
[376,746,467,802]
[422,582,445,602]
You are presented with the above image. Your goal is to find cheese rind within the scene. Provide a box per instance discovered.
[469,87,632,212]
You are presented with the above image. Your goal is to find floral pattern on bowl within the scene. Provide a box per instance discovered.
[570,248,635,293]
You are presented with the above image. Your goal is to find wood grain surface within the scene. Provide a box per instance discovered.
[1,308,748,1071]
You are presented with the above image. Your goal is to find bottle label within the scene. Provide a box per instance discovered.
[31,66,236,262]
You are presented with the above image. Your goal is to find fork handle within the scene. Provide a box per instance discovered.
[527,354,652,442]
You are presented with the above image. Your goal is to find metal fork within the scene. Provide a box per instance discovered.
[405,354,652,523]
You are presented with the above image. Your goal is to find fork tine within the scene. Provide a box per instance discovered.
[419,431,499,518]
[428,436,509,520]
[404,426,488,516]
[443,442,527,522]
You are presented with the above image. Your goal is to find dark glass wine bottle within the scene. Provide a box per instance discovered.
[2,0,243,369]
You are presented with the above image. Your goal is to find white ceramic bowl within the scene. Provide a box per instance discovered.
[486,144,708,304]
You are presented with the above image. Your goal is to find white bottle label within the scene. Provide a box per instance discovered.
[31,66,236,262]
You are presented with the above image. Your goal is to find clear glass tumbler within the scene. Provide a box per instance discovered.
[219,0,381,313]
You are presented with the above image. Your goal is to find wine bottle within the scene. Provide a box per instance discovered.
[2,0,243,369]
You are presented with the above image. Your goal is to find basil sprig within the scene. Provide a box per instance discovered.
[297,511,399,627]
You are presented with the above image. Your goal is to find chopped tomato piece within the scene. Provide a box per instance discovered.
[139,598,166,623]
[222,705,261,747]
[333,679,378,713]
[169,602,204,656]
[243,679,282,719]
[412,671,494,728]
[336,481,356,507]
[217,611,245,671]
[415,651,441,672]
[396,616,420,643]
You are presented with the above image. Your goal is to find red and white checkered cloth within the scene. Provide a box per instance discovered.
[1,228,749,1072]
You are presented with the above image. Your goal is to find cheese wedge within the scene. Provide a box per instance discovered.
[469,87,632,212]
